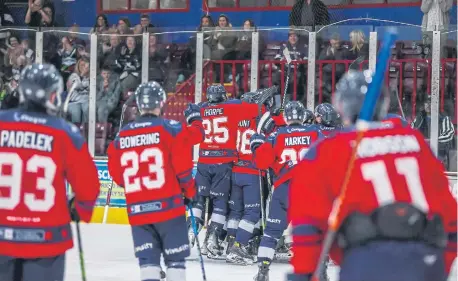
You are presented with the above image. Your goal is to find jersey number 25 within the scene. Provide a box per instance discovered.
[121,148,165,194]
[0,153,56,212]
[202,117,229,144]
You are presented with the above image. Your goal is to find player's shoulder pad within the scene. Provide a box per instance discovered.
[162,118,183,137]
[58,119,85,150]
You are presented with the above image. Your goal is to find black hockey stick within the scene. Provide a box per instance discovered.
[75,221,87,281]
[102,94,136,223]
[188,205,207,281]
[281,48,292,109]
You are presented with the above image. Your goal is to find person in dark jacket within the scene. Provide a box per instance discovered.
[0,3,14,27]
[96,65,121,122]
[411,96,455,169]
[289,0,330,29]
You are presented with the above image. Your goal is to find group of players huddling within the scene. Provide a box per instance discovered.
[0,63,456,281]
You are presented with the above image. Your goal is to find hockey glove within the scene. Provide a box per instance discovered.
[286,273,312,281]
[256,111,276,135]
[68,196,80,222]
[271,107,283,116]
[250,133,266,153]
[183,196,193,206]
[184,103,202,125]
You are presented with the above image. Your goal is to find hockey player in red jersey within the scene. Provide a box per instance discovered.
[249,101,324,281]
[287,70,457,281]
[107,82,203,281]
[0,63,100,281]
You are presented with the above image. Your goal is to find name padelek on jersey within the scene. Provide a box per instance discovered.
[356,134,420,158]
[119,133,160,149]
[285,136,311,146]
[0,130,54,152]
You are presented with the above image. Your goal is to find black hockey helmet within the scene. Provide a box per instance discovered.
[134,81,167,113]
[304,109,315,124]
[206,84,227,104]
[333,70,390,123]
[315,102,339,126]
[18,63,64,115]
[283,101,306,124]
[240,91,259,103]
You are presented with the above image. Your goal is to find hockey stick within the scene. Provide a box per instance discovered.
[75,221,87,281]
[188,205,208,281]
[102,94,136,223]
[281,48,292,109]
[311,29,397,281]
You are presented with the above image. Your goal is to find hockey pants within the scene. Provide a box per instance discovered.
[131,215,189,281]
[227,171,262,245]
[194,162,233,231]
[257,181,289,263]
[0,254,65,281]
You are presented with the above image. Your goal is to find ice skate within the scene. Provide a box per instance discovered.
[274,242,292,261]
[247,235,261,256]
[187,219,202,248]
[160,269,166,281]
[201,230,210,255]
[226,242,254,265]
[225,235,235,255]
[206,228,224,259]
[253,261,270,281]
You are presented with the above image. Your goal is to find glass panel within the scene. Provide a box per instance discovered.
[147,27,196,121]
[257,27,310,105]
[160,0,187,8]
[352,0,384,4]
[0,26,38,109]
[102,0,128,10]
[315,25,372,105]
[321,0,351,5]
[240,0,268,7]
[387,0,421,3]
[271,0,295,6]
[207,0,235,8]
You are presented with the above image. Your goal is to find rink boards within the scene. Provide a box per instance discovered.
[81,159,458,225]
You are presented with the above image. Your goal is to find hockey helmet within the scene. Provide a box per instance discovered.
[134,81,167,113]
[206,84,227,104]
[315,103,339,127]
[283,101,306,124]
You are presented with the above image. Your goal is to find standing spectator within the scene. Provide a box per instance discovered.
[91,14,109,34]
[421,0,453,56]
[0,2,14,26]
[140,14,155,29]
[211,14,237,83]
[148,34,169,85]
[24,0,55,27]
[411,96,455,169]
[345,30,369,67]
[66,57,90,123]
[96,65,121,122]
[115,35,141,92]
[289,0,330,29]
[318,33,346,103]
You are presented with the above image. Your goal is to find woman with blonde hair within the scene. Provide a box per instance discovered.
[346,30,369,69]
[66,57,90,123]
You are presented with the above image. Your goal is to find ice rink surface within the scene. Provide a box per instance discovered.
[64,223,455,281]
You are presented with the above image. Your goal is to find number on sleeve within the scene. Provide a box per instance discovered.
[0,153,57,212]
[237,129,255,155]
[360,157,429,212]
[202,117,229,144]
[121,148,166,194]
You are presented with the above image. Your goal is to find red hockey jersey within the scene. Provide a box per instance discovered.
[253,124,323,185]
[288,124,457,275]
[107,115,204,225]
[199,100,258,164]
[0,109,100,258]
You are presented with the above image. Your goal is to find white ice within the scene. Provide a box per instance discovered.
[64,223,455,281]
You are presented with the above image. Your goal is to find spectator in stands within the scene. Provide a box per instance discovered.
[411,96,455,169]
[0,76,19,110]
[25,0,55,27]
[133,25,143,34]
[421,0,453,57]
[318,33,346,103]
[0,2,15,26]
[345,30,368,68]
[99,31,122,72]
[148,34,169,85]
[66,57,90,123]
[59,36,78,84]
[115,35,141,92]
[211,14,237,83]
[91,14,109,34]
[140,14,155,29]
[1,35,22,68]
[198,15,215,56]
[67,24,87,48]
[289,0,330,30]
[96,65,121,122]
[20,39,34,66]
[272,29,308,101]
[117,18,132,35]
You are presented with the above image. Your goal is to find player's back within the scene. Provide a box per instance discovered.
[199,99,244,164]
[234,101,260,173]
[323,124,456,221]
[108,115,192,225]
[0,108,96,257]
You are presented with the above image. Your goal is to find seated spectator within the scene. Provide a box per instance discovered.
[117,18,132,35]
[59,36,78,82]
[96,65,121,122]
[91,14,109,34]
[21,39,34,65]
[99,31,122,72]
[272,29,308,101]
[140,14,155,29]
[318,33,346,102]
[345,30,368,68]
[133,24,143,34]
[411,96,455,169]
[68,24,87,48]
[66,57,90,123]
[0,71,19,109]
[115,35,141,92]
[148,34,169,84]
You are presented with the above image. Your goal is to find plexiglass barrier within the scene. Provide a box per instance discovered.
[0,23,456,171]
